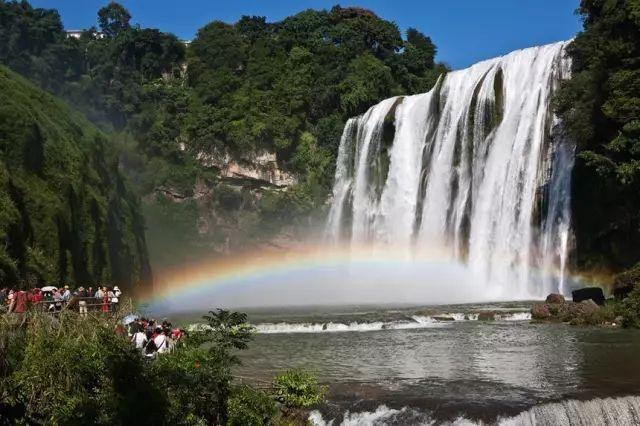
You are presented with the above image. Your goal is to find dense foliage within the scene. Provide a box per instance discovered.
[0,0,443,192]
[556,0,640,271]
[0,308,326,425]
[186,9,443,172]
[274,369,328,409]
[616,285,640,328]
[0,0,446,274]
[0,66,151,291]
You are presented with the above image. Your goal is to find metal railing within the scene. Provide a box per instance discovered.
[27,296,121,314]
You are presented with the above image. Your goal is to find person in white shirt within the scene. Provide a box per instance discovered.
[62,286,71,302]
[94,287,104,300]
[131,330,148,350]
[153,330,170,354]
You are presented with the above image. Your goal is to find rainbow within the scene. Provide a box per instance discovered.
[140,243,455,310]
[139,242,581,313]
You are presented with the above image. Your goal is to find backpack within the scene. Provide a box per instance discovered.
[144,338,157,354]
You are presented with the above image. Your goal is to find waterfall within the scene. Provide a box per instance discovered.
[309,395,640,425]
[326,41,573,298]
[498,395,640,425]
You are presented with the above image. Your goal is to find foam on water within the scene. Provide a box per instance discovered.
[250,311,531,334]
[309,395,640,426]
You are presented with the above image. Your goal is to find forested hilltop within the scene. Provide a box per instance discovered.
[0,0,445,277]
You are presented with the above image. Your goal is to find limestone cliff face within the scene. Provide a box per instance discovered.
[144,151,301,275]
[197,151,298,188]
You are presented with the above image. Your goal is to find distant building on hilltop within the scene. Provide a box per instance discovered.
[66,29,105,39]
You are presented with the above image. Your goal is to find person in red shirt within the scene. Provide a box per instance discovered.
[9,290,29,314]
[29,289,42,304]
[101,287,110,313]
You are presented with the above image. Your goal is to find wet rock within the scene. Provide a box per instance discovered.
[566,300,602,325]
[531,297,611,326]
[572,287,605,306]
[548,301,566,317]
[545,293,565,304]
[577,299,600,315]
[531,303,551,320]
[433,316,455,321]
[477,312,496,321]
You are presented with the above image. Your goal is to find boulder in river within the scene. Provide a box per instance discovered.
[572,287,605,306]
[531,303,551,320]
[477,312,496,321]
[545,293,565,304]
[566,299,602,325]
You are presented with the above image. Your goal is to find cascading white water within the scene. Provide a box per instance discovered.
[309,395,640,425]
[327,41,573,298]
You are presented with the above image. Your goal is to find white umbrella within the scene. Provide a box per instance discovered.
[41,286,57,292]
[123,314,139,325]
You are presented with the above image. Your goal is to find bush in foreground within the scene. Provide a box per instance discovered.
[616,286,640,328]
[0,310,165,424]
[275,369,327,409]
[0,308,326,425]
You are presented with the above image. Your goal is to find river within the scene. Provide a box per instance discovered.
[236,303,640,424]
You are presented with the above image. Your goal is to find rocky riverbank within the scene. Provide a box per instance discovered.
[531,293,618,326]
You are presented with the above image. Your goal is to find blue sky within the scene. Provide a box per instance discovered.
[32,0,582,69]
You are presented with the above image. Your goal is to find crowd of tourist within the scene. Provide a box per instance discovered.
[127,317,187,358]
[0,285,122,314]
[0,286,187,357]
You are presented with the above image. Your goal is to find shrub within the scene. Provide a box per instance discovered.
[154,343,231,425]
[274,369,327,409]
[613,262,640,299]
[1,310,167,424]
[0,307,326,424]
[154,309,256,425]
[228,385,278,426]
[617,286,640,328]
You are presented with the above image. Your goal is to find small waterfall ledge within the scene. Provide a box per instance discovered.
[326,41,574,299]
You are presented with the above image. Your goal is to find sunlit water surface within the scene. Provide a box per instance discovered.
[223,303,640,424]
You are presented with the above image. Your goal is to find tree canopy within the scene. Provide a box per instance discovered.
[556,0,640,270]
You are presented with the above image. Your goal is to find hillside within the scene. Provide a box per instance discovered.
[0,66,151,291]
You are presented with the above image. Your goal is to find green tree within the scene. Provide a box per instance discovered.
[556,0,640,270]
[97,1,131,38]
[404,28,436,72]
[155,309,255,424]
[340,53,395,116]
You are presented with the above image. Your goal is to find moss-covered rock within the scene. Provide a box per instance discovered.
[531,303,551,320]
[531,294,616,326]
